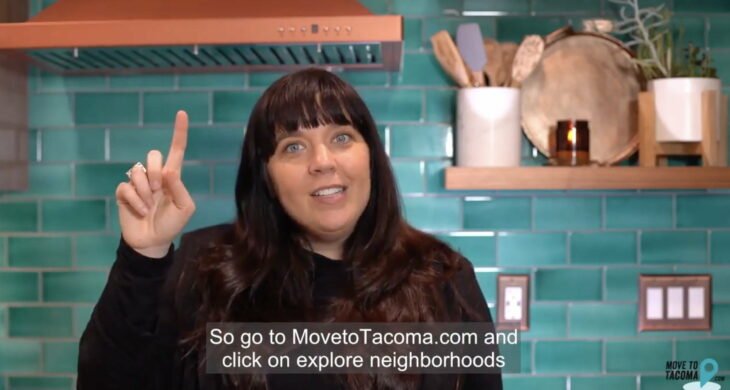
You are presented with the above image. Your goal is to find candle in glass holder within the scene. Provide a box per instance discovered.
[555,119,590,166]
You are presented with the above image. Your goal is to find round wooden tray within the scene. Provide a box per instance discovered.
[520,32,643,165]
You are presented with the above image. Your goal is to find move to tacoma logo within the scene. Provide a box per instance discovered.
[665,358,724,389]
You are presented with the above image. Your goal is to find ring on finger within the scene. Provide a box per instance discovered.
[125,162,147,180]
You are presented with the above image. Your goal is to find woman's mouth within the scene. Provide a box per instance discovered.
[311,186,347,204]
[312,186,346,196]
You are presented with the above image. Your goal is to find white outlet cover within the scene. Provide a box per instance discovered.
[667,286,684,319]
[504,286,523,321]
[688,287,705,319]
[647,287,664,320]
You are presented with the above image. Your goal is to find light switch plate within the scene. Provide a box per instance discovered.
[497,274,529,331]
[638,274,712,331]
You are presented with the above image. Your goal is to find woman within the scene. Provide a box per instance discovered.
[77,68,503,390]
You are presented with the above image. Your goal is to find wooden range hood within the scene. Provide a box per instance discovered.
[0,0,403,75]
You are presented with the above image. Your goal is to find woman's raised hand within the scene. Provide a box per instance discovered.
[115,110,197,258]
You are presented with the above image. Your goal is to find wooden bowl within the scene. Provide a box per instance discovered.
[520,32,644,165]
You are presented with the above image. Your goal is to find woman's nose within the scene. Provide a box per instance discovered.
[309,144,335,174]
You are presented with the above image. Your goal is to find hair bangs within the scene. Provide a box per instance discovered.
[266,74,356,143]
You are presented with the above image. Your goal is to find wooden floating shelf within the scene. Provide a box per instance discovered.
[445,167,730,190]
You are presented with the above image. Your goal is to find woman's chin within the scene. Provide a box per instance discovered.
[309,221,354,238]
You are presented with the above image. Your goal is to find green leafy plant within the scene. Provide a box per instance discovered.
[609,0,717,80]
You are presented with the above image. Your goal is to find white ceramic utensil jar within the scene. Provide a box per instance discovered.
[456,87,522,167]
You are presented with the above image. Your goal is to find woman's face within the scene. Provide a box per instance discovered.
[267,123,371,245]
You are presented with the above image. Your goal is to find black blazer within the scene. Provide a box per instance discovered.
[77,222,503,390]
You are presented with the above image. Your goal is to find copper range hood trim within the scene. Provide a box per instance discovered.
[0,0,403,74]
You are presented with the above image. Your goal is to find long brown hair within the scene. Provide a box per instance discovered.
[183,68,473,389]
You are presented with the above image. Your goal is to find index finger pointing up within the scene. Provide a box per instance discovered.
[165,110,189,171]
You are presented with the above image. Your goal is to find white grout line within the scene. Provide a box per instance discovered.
[71,91,77,128]
[36,129,42,162]
[0,300,108,307]
[531,268,537,303]
[707,230,712,264]
[104,127,111,161]
[70,234,76,269]
[419,160,427,194]
[459,195,465,231]
[105,198,112,234]
[494,232,500,267]
[70,304,77,341]
[37,272,43,305]
[531,340,536,375]
[138,91,144,126]
[208,164,214,195]
[70,162,76,198]
[36,200,42,233]
[602,266,607,301]
[2,237,7,267]
[384,126,391,156]
[530,196,536,232]
[39,338,45,371]
[420,89,427,123]
[208,90,214,125]
[2,305,7,338]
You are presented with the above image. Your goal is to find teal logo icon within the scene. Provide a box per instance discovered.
[683,358,721,390]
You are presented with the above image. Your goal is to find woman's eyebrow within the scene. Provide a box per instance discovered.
[274,125,346,143]
[274,129,295,142]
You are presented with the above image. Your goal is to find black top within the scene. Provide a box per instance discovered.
[77,223,503,390]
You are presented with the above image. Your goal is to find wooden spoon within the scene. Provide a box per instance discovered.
[483,38,502,87]
[510,35,545,88]
[499,42,518,87]
[430,30,471,88]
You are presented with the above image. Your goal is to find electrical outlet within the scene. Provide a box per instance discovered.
[497,274,529,331]
[638,274,712,331]
[504,286,523,321]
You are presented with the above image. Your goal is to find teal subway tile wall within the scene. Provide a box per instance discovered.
[1,0,730,388]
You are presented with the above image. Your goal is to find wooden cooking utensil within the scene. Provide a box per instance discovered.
[456,23,488,87]
[499,42,518,87]
[510,35,545,88]
[483,38,502,87]
[582,19,614,34]
[430,30,471,88]
[544,25,574,45]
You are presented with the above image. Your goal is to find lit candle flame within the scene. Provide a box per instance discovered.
[567,126,577,144]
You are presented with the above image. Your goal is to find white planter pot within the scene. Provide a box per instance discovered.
[648,77,722,142]
[456,87,522,167]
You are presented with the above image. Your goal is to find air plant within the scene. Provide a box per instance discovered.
[608,0,716,79]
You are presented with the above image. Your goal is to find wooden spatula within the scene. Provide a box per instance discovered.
[456,23,488,87]
[430,30,472,88]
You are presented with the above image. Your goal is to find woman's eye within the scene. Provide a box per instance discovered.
[284,143,303,153]
[334,133,351,143]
